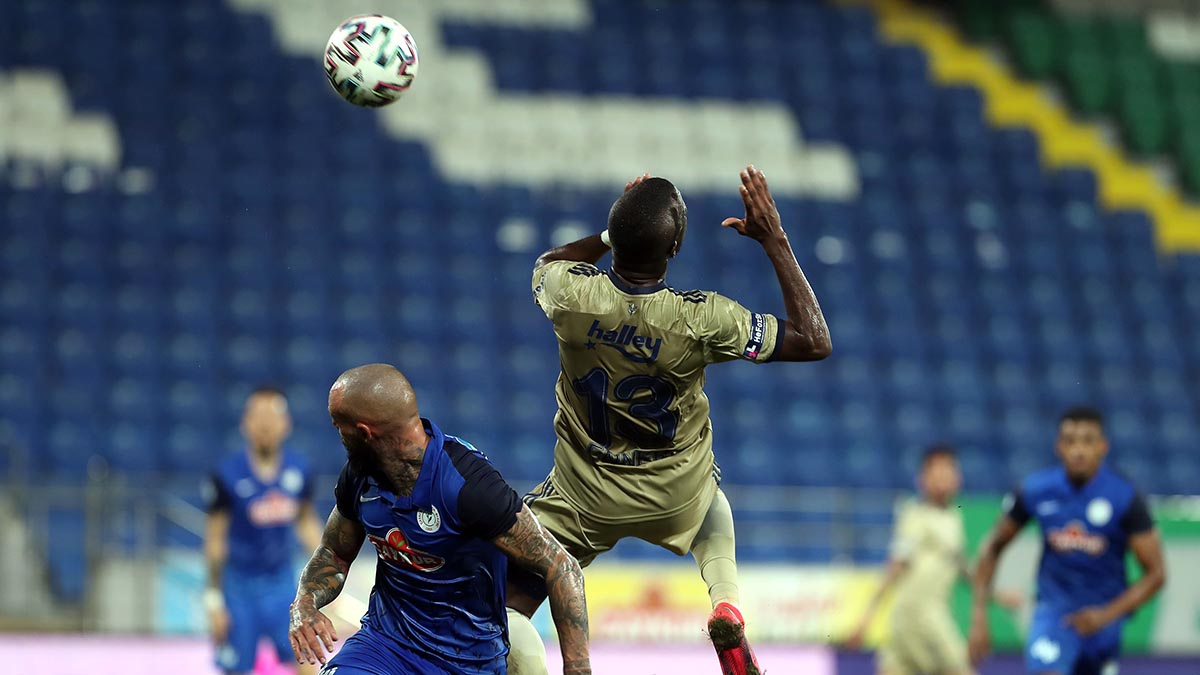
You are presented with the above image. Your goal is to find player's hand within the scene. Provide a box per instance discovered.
[967,614,991,666]
[1064,606,1113,637]
[722,165,784,244]
[208,606,230,645]
[289,596,338,666]
[624,172,650,192]
[994,588,1024,611]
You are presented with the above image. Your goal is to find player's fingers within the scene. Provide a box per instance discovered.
[289,632,305,663]
[300,625,325,664]
[316,619,337,652]
[720,217,743,228]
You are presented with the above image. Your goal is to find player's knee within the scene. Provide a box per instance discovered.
[506,608,548,675]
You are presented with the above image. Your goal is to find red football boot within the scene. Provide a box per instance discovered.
[706,602,762,675]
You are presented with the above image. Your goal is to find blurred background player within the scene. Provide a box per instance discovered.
[847,445,1020,675]
[288,364,590,675]
[970,407,1167,675]
[204,387,323,675]
[506,167,831,675]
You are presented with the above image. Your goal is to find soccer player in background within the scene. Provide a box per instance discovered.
[847,446,1020,675]
[506,166,831,675]
[969,407,1167,675]
[204,387,324,675]
[287,364,591,675]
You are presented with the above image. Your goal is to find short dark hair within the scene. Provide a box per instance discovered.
[250,385,287,399]
[921,444,957,468]
[607,177,686,263]
[1060,406,1103,428]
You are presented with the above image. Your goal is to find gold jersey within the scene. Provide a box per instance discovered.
[531,261,781,523]
[889,499,967,609]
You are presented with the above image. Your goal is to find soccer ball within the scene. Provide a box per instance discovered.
[324,15,419,107]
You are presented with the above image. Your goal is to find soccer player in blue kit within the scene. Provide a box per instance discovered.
[204,387,325,675]
[969,407,1167,675]
[288,363,592,675]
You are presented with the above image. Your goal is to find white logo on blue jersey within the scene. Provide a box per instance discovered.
[281,467,304,494]
[417,506,442,533]
[1087,498,1113,527]
[1030,636,1061,664]
[1037,501,1059,516]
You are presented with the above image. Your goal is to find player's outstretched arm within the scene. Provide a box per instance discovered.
[722,165,831,362]
[968,514,1022,665]
[492,504,591,675]
[845,557,907,650]
[289,507,365,667]
[202,509,231,645]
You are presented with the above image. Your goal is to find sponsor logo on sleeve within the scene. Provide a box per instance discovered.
[743,312,767,359]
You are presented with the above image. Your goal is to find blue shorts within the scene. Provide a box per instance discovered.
[216,569,295,674]
[322,626,507,675]
[1025,604,1123,675]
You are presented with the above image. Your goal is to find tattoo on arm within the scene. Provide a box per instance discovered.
[493,505,590,672]
[296,508,365,609]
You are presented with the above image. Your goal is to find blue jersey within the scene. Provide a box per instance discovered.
[333,419,522,675]
[205,450,312,576]
[1004,464,1154,613]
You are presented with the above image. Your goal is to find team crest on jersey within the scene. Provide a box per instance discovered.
[1087,498,1113,527]
[1047,520,1107,556]
[417,506,441,533]
[368,527,445,572]
[281,467,303,494]
[627,302,637,316]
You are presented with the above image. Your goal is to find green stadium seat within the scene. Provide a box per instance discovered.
[1057,15,1105,55]
[1118,91,1169,156]
[1006,9,1057,79]
[1104,16,1148,56]
[1062,51,1113,116]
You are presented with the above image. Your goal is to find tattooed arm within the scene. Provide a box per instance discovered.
[492,504,591,675]
[289,507,365,667]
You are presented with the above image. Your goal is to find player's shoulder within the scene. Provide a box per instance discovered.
[1021,466,1065,496]
[1098,465,1140,499]
[665,284,712,306]
[213,451,246,480]
[441,433,499,480]
[540,260,606,283]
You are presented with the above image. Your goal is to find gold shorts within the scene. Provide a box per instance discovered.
[523,467,718,566]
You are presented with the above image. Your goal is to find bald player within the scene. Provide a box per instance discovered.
[508,167,831,675]
[288,364,591,675]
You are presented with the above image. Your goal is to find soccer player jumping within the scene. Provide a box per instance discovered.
[970,407,1167,675]
[506,166,831,675]
[288,364,591,675]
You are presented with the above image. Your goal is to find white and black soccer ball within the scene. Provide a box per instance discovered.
[324,15,418,107]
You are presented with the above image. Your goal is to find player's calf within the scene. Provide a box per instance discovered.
[706,602,761,675]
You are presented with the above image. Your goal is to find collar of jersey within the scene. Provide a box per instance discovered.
[361,418,441,512]
[605,269,667,295]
